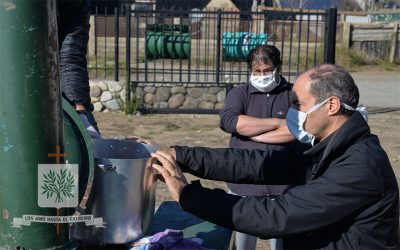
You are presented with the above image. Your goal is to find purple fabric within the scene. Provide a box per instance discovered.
[131,229,210,250]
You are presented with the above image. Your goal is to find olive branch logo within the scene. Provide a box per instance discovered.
[41,169,75,203]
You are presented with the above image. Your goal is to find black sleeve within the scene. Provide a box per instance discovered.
[174,145,308,185]
[179,156,385,239]
[58,0,91,107]
[219,86,245,134]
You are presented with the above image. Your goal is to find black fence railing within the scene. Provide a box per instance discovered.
[88,2,336,86]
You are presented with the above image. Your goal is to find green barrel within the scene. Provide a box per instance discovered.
[0,0,92,248]
[166,33,176,58]
[165,32,190,59]
[146,31,157,58]
[155,32,168,58]
[172,33,190,59]
[240,33,268,59]
[146,24,190,59]
[222,32,268,61]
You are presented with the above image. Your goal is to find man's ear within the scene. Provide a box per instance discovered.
[327,96,341,116]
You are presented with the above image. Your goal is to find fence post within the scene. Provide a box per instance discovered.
[114,7,119,81]
[389,22,398,63]
[342,22,351,49]
[216,9,222,85]
[324,7,337,64]
[126,3,131,102]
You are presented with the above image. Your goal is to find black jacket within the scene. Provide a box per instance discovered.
[58,0,91,107]
[175,112,399,249]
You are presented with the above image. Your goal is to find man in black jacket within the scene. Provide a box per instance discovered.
[58,0,99,132]
[151,64,399,249]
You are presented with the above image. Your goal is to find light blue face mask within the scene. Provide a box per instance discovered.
[286,99,329,144]
[286,99,367,144]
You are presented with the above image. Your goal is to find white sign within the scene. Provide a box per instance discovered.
[38,164,78,208]
[12,214,104,228]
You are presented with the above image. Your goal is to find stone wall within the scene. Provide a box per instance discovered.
[89,80,227,112]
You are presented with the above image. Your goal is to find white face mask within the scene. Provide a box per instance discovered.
[250,68,280,93]
[286,99,329,144]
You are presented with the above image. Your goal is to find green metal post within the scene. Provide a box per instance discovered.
[0,0,69,248]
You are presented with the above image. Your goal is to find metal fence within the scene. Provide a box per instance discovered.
[88,1,337,89]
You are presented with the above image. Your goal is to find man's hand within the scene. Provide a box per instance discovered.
[75,104,86,112]
[151,150,187,202]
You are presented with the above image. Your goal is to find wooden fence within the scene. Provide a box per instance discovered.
[342,22,400,62]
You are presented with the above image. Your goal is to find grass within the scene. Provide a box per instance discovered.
[294,43,399,73]
[164,122,180,131]
[88,55,127,79]
[335,45,368,72]
[122,96,142,115]
[87,42,398,80]
[378,60,398,71]
[142,130,156,139]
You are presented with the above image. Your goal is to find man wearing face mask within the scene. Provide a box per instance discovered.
[150,64,399,249]
[219,45,295,250]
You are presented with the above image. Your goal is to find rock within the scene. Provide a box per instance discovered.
[112,92,120,99]
[120,89,126,102]
[182,96,199,109]
[209,87,222,94]
[103,109,109,113]
[171,86,187,94]
[98,81,108,91]
[104,99,120,111]
[144,103,153,109]
[168,93,186,108]
[136,87,144,101]
[202,92,217,103]
[144,93,155,105]
[90,86,101,97]
[144,86,156,94]
[93,102,104,112]
[217,90,226,103]
[119,89,133,102]
[108,81,122,93]
[215,103,225,109]
[91,97,99,103]
[100,91,112,102]
[199,101,214,109]
[153,102,169,109]
[187,88,204,98]
[155,87,171,102]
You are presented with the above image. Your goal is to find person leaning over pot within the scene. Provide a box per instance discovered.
[150,64,399,249]
[219,44,296,250]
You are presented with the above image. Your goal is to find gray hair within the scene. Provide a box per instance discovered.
[308,64,359,115]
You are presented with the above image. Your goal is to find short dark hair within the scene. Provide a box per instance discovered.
[308,64,359,116]
[247,45,282,71]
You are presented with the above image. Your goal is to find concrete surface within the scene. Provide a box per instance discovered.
[352,71,400,108]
